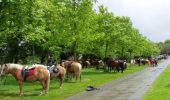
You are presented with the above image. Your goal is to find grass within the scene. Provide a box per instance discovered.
[142,65,170,100]
[0,65,146,100]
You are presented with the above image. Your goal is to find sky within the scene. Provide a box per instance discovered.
[96,0,170,42]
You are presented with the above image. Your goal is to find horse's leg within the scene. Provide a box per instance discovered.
[40,81,46,95]
[121,66,124,73]
[117,66,119,72]
[75,73,78,81]
[59,75,64,88]
[18,80,23,96]
[73,73,76,81]
[109,65,111,72]
[45,74,50,93]
[59,77,63,88]
[107,65,109,72]
[113,66,115,72]
[113,66,116,72]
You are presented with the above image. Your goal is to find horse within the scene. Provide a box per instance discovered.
[118,60,127,73]
[0,63,50,96]
[135,59,141,66]
[104,59,126,73]
[79,60,91,68]
[50,65,66,88]
[61,61,82,81]
[140,59,150,65]
[149,59,157,67]
[47,64,66,88]
[90,59,104,70]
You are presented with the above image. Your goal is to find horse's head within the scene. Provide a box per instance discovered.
[61,61,65,68]
[0,64,9,77]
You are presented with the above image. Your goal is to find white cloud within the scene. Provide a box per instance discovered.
[96,0,170,42]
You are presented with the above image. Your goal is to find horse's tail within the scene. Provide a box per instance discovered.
[77,63,82,81]
[46,70,50,93]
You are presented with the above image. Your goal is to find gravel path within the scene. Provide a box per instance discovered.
[66,59,170,100]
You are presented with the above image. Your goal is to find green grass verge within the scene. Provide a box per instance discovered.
[142,65,170,100]
[0,65,146,100]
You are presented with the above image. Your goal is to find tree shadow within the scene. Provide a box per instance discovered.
[82,71,114,76]
[0,91,44,97]
[165,84,170,88]
[0,92,19,97]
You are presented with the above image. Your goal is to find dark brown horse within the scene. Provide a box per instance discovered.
[0,64,50,96]
[104,59,126,73]
[79,60,91,68]
[149,59,157,67]
[61,61,82,81]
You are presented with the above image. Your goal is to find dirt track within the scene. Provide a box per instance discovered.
[66,58,170,100]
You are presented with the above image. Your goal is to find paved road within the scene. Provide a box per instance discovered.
[66,59,170,100]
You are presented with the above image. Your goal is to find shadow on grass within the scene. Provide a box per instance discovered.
[0,92,39,97]
[83,70,118,76]
[0,89,9,92]
[165,84,170,88]
[2,76,43,86]
[0,92,19,97]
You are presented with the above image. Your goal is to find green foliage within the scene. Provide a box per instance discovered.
[24,56,40,64]
[161,42,170,54]
[0,0,160,63]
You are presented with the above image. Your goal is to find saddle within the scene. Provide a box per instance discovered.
[22,67,35,81]
[47,65,59,74]
[53,67,59,73]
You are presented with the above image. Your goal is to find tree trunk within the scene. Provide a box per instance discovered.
[121,46,124,59]
[73,41,77,61]
[105,40,109,58]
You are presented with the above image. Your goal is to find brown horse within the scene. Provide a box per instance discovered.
[0,64,50,96]
[33,64,66,88]
[61,61,82,81]
[149,59,158,67]
[47,64,66,88]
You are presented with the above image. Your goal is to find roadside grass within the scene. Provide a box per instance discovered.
[0,65,146,100]
[142,65,170,100]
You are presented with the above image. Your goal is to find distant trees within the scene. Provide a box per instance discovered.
[160,40,170,55]
[0,0,160,63]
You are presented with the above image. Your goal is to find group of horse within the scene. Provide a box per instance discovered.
[0,60,82,96]
[133,54,168,67]
[131,58,158,67]
[79,58,127,73]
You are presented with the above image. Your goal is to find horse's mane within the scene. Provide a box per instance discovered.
[7,63,23,70]
[56,64,63,69]
[32,64,47,68]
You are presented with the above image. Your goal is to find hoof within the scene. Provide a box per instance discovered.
[19,93,23,96]
[39,92,44,96]
[45,91,48,94]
